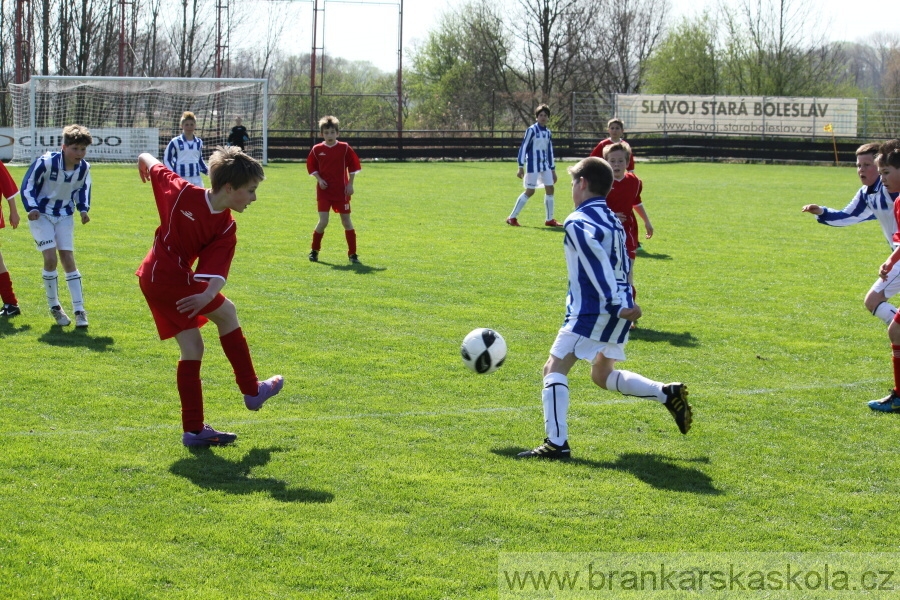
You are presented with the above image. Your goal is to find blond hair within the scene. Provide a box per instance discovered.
[207,146,265,193]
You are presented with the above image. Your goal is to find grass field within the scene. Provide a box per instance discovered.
[1,159,898,599]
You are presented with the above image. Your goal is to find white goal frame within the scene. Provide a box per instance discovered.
[9,76,268,165]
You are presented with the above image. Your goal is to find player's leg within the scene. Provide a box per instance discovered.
[866,266,900,325]
[174,327,236,446]
[543,176,560,226]
[203,298,284,411]
[310,210,330,261]
[517,331,579,459]
[592,346,691,434]
[58,248,87,326]
[508,177,537,225]
[0,251,20,316]
[869,315,900,412]
[339,209,358,262]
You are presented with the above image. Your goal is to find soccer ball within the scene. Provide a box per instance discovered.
[460,328,507,374]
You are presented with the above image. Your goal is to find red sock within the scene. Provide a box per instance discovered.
[177,360,204,433]
[345,229,357,255]
[0,271,17,305]
[220,328,259,395]
[312,231,324,251]
[891,345,900,393]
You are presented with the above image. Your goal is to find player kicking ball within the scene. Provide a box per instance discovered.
[517,157,691,460]
[137,147,284,447]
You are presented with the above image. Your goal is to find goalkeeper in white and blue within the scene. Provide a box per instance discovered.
[802,143,900,325]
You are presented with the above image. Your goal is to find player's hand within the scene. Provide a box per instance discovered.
[27,210,40,221]
[81,212,90,225]
[345,183,354,196]
[880,260,895,280]
[318,179,328,190]
[8,209,19,229]
[138,157,152,182]
[176,291,214,319]
[619,306,642,321]
[552,170,558,184]
[517,167,524,179]
[645,223,654,238]
[801,204,824,215]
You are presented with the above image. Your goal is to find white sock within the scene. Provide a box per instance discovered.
[43,270,59,308]
[542,372,569,445]
[510,193,529,219]
[545,195,555,221]
[606,369,665,402]
[65,270,84,312]
[874,302,897,325]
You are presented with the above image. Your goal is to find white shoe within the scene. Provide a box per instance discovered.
[74,310,88,328]
[50,305,71,326]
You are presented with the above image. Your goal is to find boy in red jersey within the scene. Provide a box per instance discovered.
[590,118,634,171]
[137,146,284,447]
[307,115,362,264]
[0,162,22,316]
[603,142,653,298]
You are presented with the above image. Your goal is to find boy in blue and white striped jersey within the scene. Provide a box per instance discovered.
[21,124,93,327]
[507,104,561,227]
[802,143,900,325]
[517,157,691,460]
[164,111,208,187]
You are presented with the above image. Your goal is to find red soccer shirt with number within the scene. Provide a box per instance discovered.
[306,141,362,202]
[136,164,236,286]
[590,138,636,171]
[0,162,18,229]
[605,173,643,259]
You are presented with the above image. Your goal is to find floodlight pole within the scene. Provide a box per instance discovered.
[14,0,32,83]
[397,0,403,141]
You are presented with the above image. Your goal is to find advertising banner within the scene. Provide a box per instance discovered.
[7,127,159,161]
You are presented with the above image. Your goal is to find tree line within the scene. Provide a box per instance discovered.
[1,0,898,131]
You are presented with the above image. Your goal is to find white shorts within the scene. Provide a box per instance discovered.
[523,170,555,189]
[871,261,900,299]
[29,214,75,252]
[550,330,627,363]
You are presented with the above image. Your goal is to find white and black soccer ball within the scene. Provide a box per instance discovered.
[460,328,507,374]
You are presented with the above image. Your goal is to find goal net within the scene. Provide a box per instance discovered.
[9,76,268,165]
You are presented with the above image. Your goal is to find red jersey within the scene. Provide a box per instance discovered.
[0,162,19,229]
[590,138,635,171]
[307,141,361,201]
[606,173,643,257]
[136,164,236,286]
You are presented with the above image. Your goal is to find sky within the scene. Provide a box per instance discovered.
[250,0,900,73]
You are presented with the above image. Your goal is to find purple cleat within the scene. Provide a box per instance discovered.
[182,424,237,447]
[244,375,284,411]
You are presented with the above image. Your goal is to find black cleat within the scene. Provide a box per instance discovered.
[0,303,20,317]
[517,438,571,460]
[308,250,319,262]
[348,254,360,264]
[663,383,692,434]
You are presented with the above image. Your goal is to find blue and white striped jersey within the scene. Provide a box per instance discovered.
[817,176,898,249]
[164,135,208,180]
[517,123,555,174]
[561,196,634,343]
[20,151,91,216]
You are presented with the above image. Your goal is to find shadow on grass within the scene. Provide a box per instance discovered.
[170,446,334,503]
[491,448,721,495]
[629,327,698,347]
[0,318,31,337]
[38,326,115,351]
[635,250,671,260]
[313,260,387,275]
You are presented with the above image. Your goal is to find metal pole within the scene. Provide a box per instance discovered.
[397,0,403,142]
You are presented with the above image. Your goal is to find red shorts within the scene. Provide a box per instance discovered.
[139,277,227,340]
[317,193,352,214]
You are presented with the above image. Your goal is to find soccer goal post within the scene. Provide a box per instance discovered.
[9,76,268,165]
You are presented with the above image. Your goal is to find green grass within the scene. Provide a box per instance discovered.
[1,160,898,598]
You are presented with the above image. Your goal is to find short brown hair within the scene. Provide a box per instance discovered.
[207,146,265,193]
[607,118,624,130]
[856,143,880,157]
[603,141,632,161]
[180,111,197,125]
[567,157,614,197]
[535,104,550,118]
[319,115,340,132]
[877,139,900,169]
[62,124,93,147]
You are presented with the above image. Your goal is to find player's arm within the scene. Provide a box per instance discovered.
[810,188,873,226]
[517,128,533,178]
[881,246,900,280]
[634,203,653,238]
[77,170,92,224]
[176,276,226,319]
[163,140,178,171]
[139,153,163,182]
[345,147,361,196]
[20,159,44,220]
[198,140,208,175]
[346,171,357,196]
